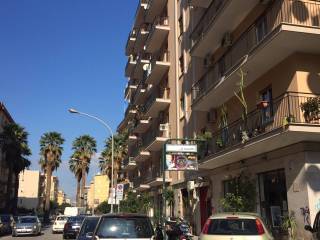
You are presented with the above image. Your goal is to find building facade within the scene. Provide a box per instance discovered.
[0,102,18,213]
[121,0,320,239]
[50,176,59,202]
[86,174,109,210]
[17,170,41,210]
[57,190,66,206]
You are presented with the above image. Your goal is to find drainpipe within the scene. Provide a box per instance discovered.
[174,0,180,140]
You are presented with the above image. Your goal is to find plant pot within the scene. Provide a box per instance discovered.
[257,100,269,109]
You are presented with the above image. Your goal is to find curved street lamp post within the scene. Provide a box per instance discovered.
[68,108,116,213]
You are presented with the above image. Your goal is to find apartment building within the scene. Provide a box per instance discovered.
[0,103,18,213]
[121,0,320,239]
[86,174,110,209]
[57,190,66,205]
[17,170,41,210]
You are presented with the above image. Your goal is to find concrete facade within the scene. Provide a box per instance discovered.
[121,0,320,239]
[18,170,41,210]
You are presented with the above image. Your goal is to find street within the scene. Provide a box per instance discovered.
[1,225,64,240]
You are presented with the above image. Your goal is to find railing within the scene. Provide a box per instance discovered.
[124,104,137,118]
[190,0,226,46]
[199,92,320,162]
[123,157,136,167]
[143,87,170,114]
[125,28,137,53]
[192,0,320,104]
[142,122,169,148]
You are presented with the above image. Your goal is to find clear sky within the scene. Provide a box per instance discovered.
[0,0,137,201]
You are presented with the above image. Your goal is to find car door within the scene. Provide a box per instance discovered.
[313,211,320,240]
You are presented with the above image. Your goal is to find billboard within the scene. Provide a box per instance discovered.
[165,144,198,171]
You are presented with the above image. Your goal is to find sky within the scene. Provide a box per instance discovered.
[0,0,138,201]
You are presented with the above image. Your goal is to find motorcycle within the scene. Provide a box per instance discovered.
[164,217,193,240]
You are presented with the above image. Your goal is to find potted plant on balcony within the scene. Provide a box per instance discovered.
[234,69,249,143]
[257,100,269,109]
[282,211,297,240]
[300,97,320,123]
[197,131,212,158]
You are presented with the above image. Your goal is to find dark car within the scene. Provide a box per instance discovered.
[305,211,320,239]
[63,216,85,239]
[77,216,99,240]
[0,214,13,235]
[93,213,155,240]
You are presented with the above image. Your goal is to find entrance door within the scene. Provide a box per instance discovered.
[199,187,211,229]
[258,169,288,229]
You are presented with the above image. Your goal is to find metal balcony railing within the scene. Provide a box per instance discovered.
[192,0,320,104]
[199,92,320,162]
[143,87,170,114]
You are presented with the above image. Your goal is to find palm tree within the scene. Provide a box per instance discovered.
[99,130,128,184]
[39,132,64,219]
[69,153,89,207]
[71,135,96,207]
[2,123,31,213]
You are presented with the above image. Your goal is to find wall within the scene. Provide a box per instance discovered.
[18,170,40,210]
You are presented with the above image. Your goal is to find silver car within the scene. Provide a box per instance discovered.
[12,216,42,237]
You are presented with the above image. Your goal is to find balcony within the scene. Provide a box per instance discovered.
[134,25,150,54]
[133,54,151,80]
[189,0,211,8]
[133,0,148,28]
[132,117,152,134]
[145,51,170,86]
[144,169,172,187]
[199,92,320,170]
[128,135,138,145]
[125,29,137,56]
[143,123,169,151]
[143,88,171,117]
[133,177,150,191]
[125,55,137,78]
[192,0,320,111]
[190,0,259,57]
[145,0,168,23]
[124,81,137,101]
[123,157,137,171]
[132,80,149,105]
[132,147,151,163]
[124,105,137,121]
[145,17,170,53]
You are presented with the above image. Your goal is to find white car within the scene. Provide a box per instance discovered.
[200,213,273,240]
[52,215,68,234]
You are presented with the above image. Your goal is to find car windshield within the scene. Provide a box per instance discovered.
[78,217,99,236]
[96,217,154,238]
[207,218,260,235]
[57,216,67,221]
[0,215,11,222]
[19,217,37,223]
[68,216,85,223]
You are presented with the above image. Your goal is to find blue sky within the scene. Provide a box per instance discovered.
[0,0,137,201]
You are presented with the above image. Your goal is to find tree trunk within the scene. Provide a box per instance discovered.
[45,165,52,221]
[5,162,13,213]
[81,163,86,207]
[76,176,81,207]
[12,172,20,214]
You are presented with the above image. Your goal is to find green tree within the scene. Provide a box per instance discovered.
[95,201,111,214]
[99,130,128,186]
[39,132,65,220]
[72,135,97,207]
[2,123,31,213]
[69,153,89,207]
[164,189,175,217]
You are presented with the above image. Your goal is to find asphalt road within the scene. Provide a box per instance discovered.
[1,225,66,240]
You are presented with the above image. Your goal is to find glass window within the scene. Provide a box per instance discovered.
[96,217,154,239]
[179,55,184,76]
[256,17,267,43]
[19,217,37,223]
[78,217,99,237]
[207,219,260,235]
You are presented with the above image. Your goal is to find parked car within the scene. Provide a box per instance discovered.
[305,210,320,239]
[93,213,155,240]
[63,215,85,239]
[200,213,273,240]
[52,215,68,234]
[12,216,41,237]
[0,214,13,235]
[77,216,100,240]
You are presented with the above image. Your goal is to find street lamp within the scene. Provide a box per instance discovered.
[68,108,116,213]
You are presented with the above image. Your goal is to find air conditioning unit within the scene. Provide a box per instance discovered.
[159,123,169,131]
[204,54,214,68]
[222,32,232,48]
[207,108,217,123]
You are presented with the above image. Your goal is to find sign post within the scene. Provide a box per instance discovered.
[161,139,200,240]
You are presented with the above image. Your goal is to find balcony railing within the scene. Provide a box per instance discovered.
[143,87,170,114]
[190,0,226,47]
[142,122,169,148]
[199,92,320,162]
[192,0,320,104]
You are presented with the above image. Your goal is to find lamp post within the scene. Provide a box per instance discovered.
[68,108,115,213]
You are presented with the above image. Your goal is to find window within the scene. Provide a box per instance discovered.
[179,55,184,76]
[260,87,273,124]
[256,17,267,43]
[180,95,186,117]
